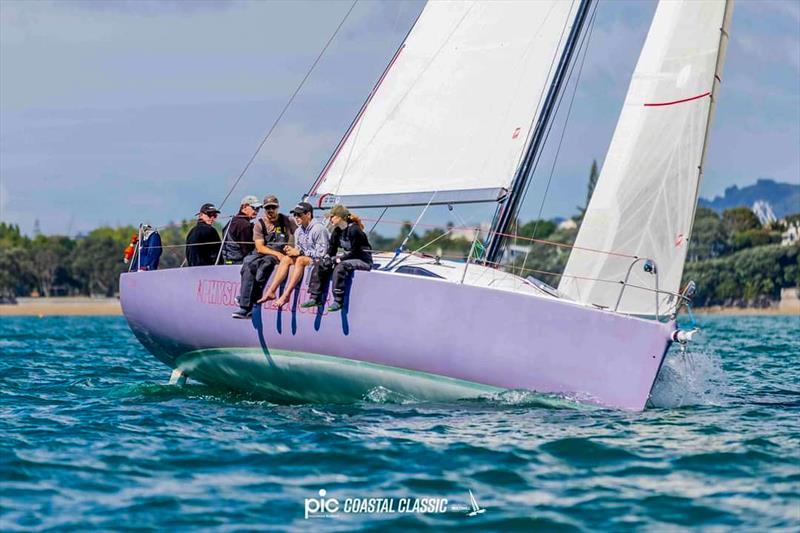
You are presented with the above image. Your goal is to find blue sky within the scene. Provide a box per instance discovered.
[1,0,798,236]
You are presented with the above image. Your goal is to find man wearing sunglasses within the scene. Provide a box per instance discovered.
[232,195,297,319]
[185,202,222,267]
[221,194,262,264]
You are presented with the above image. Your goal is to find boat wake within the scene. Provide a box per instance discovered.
[362,386,420,405]
[649,348,727,408]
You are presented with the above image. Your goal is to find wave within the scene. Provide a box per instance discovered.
[649,347,727,408]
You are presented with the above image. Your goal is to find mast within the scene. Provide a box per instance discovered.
[484,0,593,264]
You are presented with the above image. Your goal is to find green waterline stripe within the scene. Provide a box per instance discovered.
[180,347,505,394]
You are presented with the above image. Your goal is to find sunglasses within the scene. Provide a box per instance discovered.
[206,213,219,218]
[265,206,278,211]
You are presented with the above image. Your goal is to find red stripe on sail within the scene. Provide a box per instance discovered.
[643,92,711,107]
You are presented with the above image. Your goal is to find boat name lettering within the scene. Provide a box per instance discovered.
[196,279,240,307]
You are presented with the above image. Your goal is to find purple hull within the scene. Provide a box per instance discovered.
[120,266,674,410]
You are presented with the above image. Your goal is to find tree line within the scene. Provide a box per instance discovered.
[1,192,797,307]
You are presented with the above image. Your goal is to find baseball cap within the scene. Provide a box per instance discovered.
[240,195,262,208]
[329,204,350,219]
[262,195,280,208]
[198,203,221,215]
[290,202,314,216]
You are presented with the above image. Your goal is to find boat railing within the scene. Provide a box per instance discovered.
[128,217,687,319]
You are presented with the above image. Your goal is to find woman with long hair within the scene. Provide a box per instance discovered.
[301,204,372,312]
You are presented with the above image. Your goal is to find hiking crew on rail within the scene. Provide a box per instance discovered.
[274,201,330,309]
[302,204,372,313]
[232,195,297,319]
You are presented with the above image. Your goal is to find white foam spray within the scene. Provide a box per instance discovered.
[649,347,727,408]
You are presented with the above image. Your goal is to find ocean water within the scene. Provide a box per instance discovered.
[1,315,798,531]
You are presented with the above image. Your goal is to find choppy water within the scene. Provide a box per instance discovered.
[1,315,798,531]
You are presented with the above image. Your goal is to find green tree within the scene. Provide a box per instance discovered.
[71,228,131,296]
[683,244,798,307]
[722,207,760,233]
[576,159,599,221]
[28,235,75,296]
[0,247,35,299]
[687,208,729,261]
[519,219,557,240]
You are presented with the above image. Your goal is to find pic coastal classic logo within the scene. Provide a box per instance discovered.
[303,489,484,519]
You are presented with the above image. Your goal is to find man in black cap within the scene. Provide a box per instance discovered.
[274,201,330,308]
[185,203,222,266]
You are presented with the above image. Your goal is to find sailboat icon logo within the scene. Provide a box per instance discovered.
[467,489,485,516]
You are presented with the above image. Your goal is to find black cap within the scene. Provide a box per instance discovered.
[290,201,314,216]
[198,203,221,215]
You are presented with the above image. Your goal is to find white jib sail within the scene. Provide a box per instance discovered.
[559,0,733,316]
[308,0,581,208]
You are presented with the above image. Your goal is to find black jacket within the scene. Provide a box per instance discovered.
[328,222,372,264]
[222,214,255,263]
[185,221,221,266]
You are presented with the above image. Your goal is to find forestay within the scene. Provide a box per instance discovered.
[559,0,733,316]
[307,0,580,208]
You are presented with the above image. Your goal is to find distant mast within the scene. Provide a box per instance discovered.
[559,0,734,316]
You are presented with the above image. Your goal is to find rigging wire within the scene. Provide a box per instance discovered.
[498,0,576,261]
[519,1,600,276]
[217,0,359,211]
[500,0,597,271]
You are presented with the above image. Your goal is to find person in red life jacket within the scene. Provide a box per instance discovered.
[301,204,372,313]
[221,195,261,264]
[185,203,222,267]
[232,195,297,319]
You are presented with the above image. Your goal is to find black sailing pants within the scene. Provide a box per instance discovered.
[238,253,278,310]
[308,258,371,305]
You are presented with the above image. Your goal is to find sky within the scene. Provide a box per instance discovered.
[1,0,798,236]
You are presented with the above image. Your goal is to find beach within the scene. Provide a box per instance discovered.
[0,297,122,317]
[1,297,797,317]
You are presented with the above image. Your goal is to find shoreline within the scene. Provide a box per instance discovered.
[691,306,798,316]
[0,297,122,317]
[0,297,797,317]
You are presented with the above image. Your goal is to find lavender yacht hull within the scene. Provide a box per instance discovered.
[120,265,674,410]
[120,0,732,412]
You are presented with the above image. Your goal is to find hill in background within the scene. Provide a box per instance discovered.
[699,179,799,218]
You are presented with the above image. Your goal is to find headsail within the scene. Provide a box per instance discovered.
[559,0,734,316]
[307,0,582,209]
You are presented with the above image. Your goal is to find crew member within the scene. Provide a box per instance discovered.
[221,194,261,264]
[232,195,297,319]
[185,203,222,266]
[274,201,330,308]
[301,204,372,312]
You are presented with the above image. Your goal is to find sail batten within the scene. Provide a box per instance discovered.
[310,0,581,208]
[559,0,733,316]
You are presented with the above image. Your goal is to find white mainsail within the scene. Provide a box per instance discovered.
[308,0,581,208]
[559,0,733,316]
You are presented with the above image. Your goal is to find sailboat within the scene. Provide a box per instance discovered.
[120,0,733,411]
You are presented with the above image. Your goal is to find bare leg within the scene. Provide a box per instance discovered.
[275,256,311,307]
[258,256,293,303]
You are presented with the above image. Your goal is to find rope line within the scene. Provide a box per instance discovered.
[217,0,359,210]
